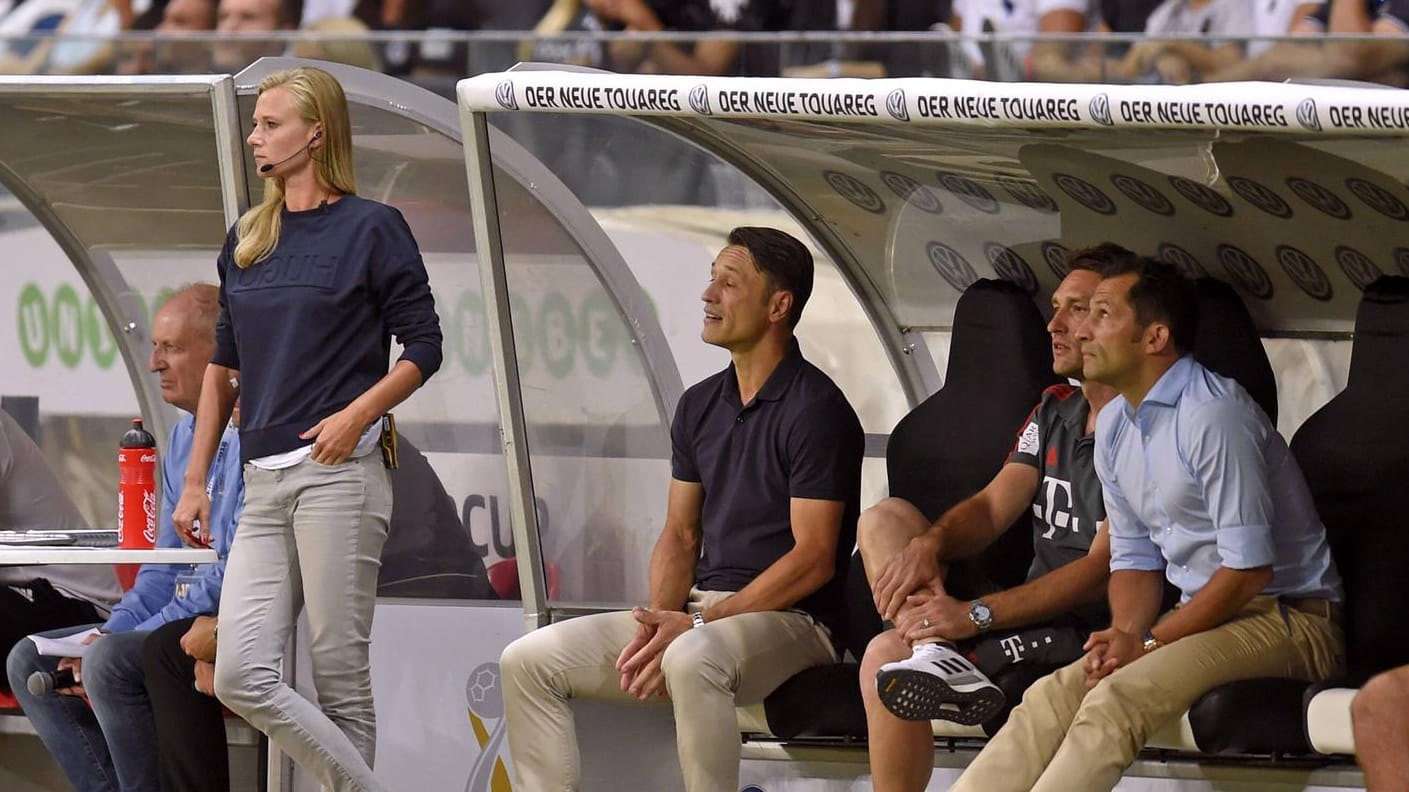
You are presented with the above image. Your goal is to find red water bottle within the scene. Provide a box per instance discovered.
[117,418,157,588]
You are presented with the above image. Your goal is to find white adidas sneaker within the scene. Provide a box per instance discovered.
[876,642,1006,725]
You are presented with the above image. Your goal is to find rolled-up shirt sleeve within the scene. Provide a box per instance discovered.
[1096,408,1164,573]
[1186,398,1277,570]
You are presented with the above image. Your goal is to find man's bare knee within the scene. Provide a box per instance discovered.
[1355,666,1409,727]
[858,498,928,561]
[862,629,909,661]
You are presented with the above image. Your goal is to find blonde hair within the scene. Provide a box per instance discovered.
[234,67,357,269]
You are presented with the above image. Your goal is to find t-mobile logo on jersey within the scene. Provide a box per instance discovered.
[1032,475,1081,539]
[999,635,1025,662]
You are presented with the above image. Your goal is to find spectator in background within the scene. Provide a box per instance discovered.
[1022,0,1163,81]
[291,15,382,70]
[211,0,300,71]
[1324,0,1409,81]
[1251,0,1325,55]
[1116,0,1255,83]
[784,0,956,78]
[950,0,1091,82]
[584,0,791,76]
[115,0,216,74]
[1209,0,1408,84]
[375,0,478,80]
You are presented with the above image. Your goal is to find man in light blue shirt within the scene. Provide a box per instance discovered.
[950,256,1344,792]
[6,284,244,792]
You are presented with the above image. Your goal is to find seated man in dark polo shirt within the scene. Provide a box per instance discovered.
[499,226,865,792]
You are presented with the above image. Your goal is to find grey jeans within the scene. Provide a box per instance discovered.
[215,453,392,792]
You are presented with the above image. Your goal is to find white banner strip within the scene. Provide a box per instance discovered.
[458,72,1409,136]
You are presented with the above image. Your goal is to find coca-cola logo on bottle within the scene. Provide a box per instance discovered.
[143,491,158,543]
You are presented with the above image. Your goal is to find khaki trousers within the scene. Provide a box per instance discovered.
[500,589,836,792]
[950,596,1345,792]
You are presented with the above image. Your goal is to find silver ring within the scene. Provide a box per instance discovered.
[922,618,931,628]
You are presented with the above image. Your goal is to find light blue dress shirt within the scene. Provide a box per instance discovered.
[103,415,244,633]
[1095,356,1342,603]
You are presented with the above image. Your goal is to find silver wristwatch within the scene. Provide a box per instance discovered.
[968,599,994,633]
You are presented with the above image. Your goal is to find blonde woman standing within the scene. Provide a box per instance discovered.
[173,66,442,792]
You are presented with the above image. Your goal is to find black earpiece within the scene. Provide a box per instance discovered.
[258,130,322,174]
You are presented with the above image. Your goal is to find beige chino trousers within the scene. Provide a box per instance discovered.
[950,596,1344,792]
[500,589,836,792]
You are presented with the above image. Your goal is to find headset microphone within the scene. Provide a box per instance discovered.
[258,130,321,174]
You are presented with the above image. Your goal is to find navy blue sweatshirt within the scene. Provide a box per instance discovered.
[213,195,443,463]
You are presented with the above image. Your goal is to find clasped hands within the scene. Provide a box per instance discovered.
[1081,627,1148,688]
[614,606,693,701]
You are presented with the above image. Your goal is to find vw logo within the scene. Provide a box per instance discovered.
[885,89,910,122]
[1053,173,1117,215]
[926,242,980,291]
[997,176,1058,213]
[1156,243,1208,279]
[1334,246,1385,290]
[881,171,943,214]
[936,171,1000,214]
[1089,93,1114,126]
[688,84,712,115]
[1286,177,1351,220]
[1229,177,1293,219]
[1296,98,1322,132]
[824,170,886,214]
[1395,247,1409,277]
[1346,178,1409,221]
[1112,174,1175,216]
[984,243,1039,293]
[1169,176,1234,218]
[494,80,518,111]
[1042,241,1070,277]
[1275,245,1333,301]
[1217,244,1275,299]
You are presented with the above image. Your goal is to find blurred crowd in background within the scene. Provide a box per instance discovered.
[3,0,1409,90]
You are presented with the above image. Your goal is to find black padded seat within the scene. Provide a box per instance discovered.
[1293,277,1409,685]
[1188,277,1409,755]
[761,279,1058,739]
[1193,278,1278,425]
[886,279,1061,589]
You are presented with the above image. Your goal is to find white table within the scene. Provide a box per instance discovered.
[0,547,217,565]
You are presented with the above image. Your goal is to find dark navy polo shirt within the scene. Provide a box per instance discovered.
[670,339,864,638]
[1007,383,1108,629]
